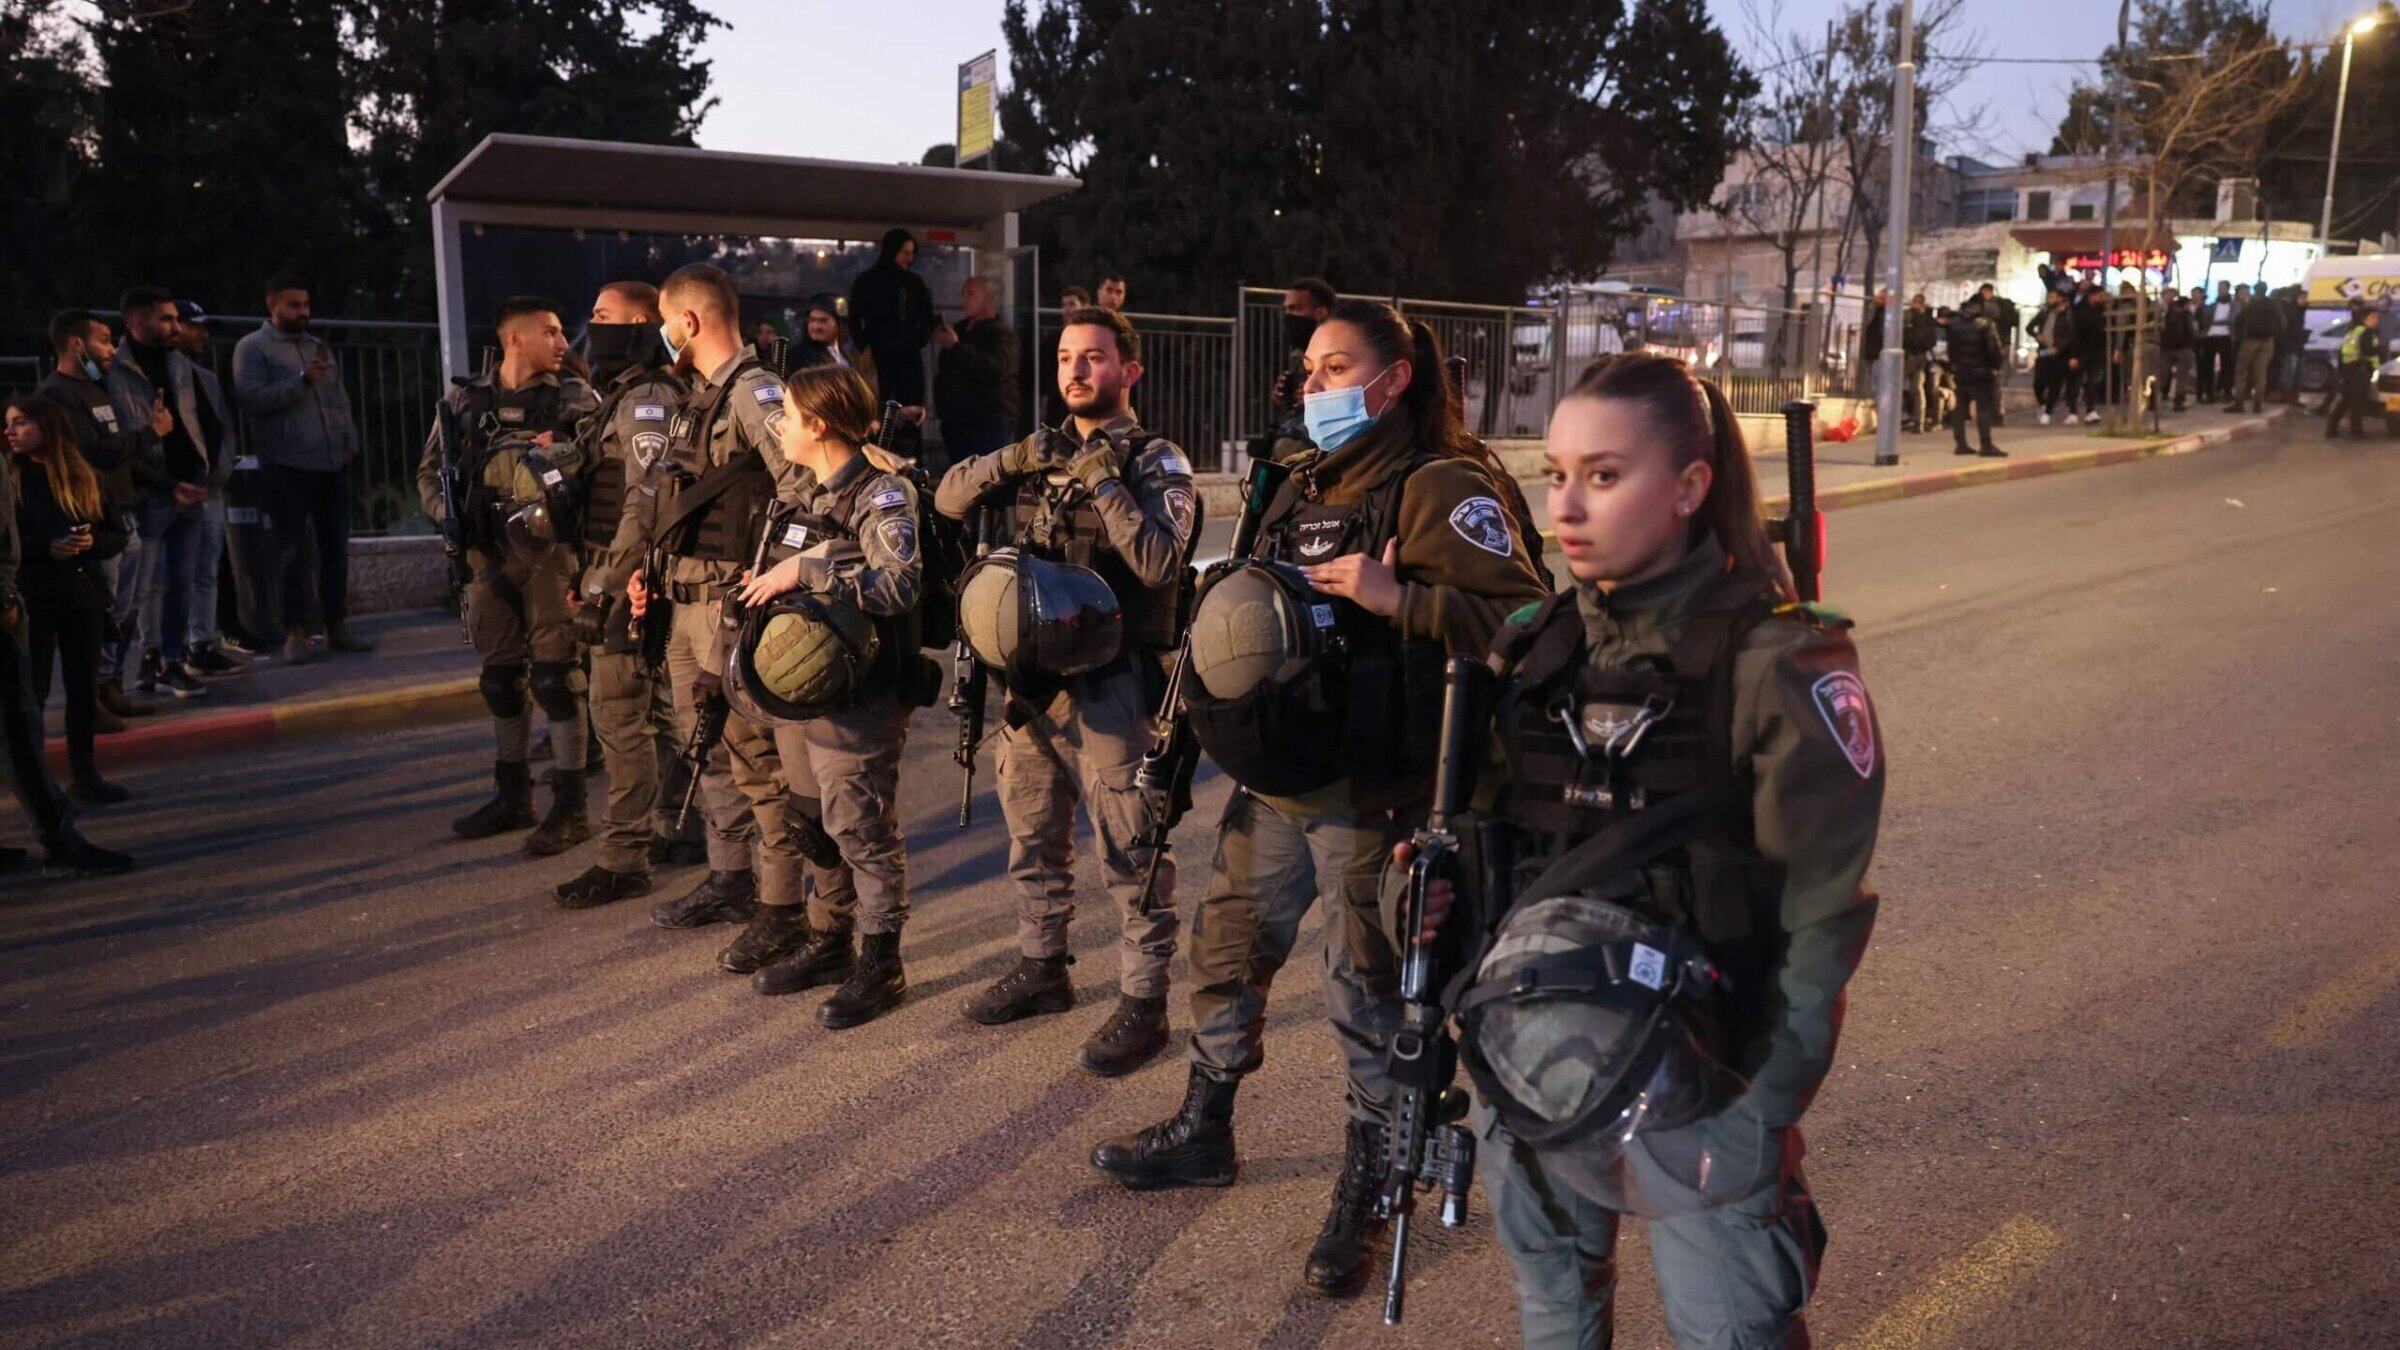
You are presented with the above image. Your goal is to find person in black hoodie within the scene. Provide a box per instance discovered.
[2159,293,2199,412]
[2070,288,2111,424]
[846,228,938,410]
[4,397,130,802]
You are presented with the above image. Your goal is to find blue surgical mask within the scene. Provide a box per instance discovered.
[80,355,102,380]
[1302,365,1393,453]
[658,320,683,363]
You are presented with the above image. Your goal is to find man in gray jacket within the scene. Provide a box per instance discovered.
[107,286,231,700]
[231,276,371,661]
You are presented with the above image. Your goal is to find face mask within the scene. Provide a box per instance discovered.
[1282,313,1318,351]
[583,322,660,383]
[78,350,102,380]
[1303,364,1394,453]
[658,319,684,364]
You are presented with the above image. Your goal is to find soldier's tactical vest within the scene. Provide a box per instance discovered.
[1484,572,1801,1037]
[655,359,776,565]
[1007,432,1188,653]
[457,379,565,550]
[765,475,924,687]
[581,367,684,552]
[1186,453,1441,794]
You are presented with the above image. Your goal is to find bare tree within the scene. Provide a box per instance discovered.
[1725,10,1845,366]
[1826,0,1985,292]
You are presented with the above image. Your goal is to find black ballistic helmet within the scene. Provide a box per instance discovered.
[725,591,880,726]
[956,547,1123,681]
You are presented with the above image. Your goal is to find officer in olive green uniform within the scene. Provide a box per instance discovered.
[745,438,925,1028]
[1461,534,1884,1350]
[553,296,688,908]
[934,368,1198,1075]
[416,300,600,847]
[642,323,856,971]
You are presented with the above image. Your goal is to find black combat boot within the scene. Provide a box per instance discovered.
[964,953,1075,1025]
[1078,992,1170,1078]
[523,770,591,857]
[648,835,708,868]
[1302,1117,1390,1297]
[1090,1065,1239,1190]
[817,931,906,1028]
[554,864,652,910]
[649,869,757,928]
[753,925,855,995]
[718,903,812,973]
[453,761,537,839]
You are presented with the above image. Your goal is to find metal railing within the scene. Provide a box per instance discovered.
[1036,307,1238,472]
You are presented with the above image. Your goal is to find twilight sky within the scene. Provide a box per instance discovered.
[693,0,2367,170]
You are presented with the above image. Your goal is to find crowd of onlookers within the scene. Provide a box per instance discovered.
[3,279,371,877]
[1859,269,2391,451]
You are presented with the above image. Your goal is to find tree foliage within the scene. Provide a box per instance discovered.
[3,0,721,334]
[999,0,1755,309]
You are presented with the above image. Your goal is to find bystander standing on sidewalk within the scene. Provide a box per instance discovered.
[931,274,1019,464]
[2160,292,2198,412]
[2030,290,2075,424]
[0,433,133,878]
[167,301,247,678]
[106,287,221,701]
[33,311,163,723]
[4,397,131,803]
[2072,287,2110,424]
[2201,281,2236,401]
[2223,288,2282,415]
[1902,294,1937,432]
[231,277,372,664]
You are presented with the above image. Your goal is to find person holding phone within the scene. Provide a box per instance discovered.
[4,396,132,802]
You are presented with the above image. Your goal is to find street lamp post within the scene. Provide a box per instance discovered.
[1873,0,1914,468]
[2318,16,2378,249]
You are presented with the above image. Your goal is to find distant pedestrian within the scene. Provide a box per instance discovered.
[2030,290,2074,424]
[1945,302,2006,457]
[1901,294,1937,432]
[1096,274,1127,312]
[1860,287,1888,400]
[932,274,1020,463]
[1059,285,1092,310]
[4,396,131,803]
[2071,289,2110,424]
[847,228,938,410]
[2324,308,2385,440]
[2224,291,2283,415]
[231,277,371,663]
[167,301,246,677]
[107,286,225,701]
[2159,293,2198,412]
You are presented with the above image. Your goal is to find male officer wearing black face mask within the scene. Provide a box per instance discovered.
[553,281,698,907]
[1257,278,1335,464]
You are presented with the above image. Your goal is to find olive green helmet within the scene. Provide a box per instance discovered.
[956,547,1123,682]
[1187,560,1339,700]
[725,591,880,726]
[500,445,586,550]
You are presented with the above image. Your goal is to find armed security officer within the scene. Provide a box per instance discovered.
[629,263,856,973]
[1945,298,2006,458]
[553,280,688,908]
[418,297,600,847]
[934,305,1198,1076]
[734,364,927,1027]
[1413,353,1885,1348]
[1092,299,1547,1299]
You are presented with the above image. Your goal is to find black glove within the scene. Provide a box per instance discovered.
[1068,436,1123,491]
[571,593,614,648]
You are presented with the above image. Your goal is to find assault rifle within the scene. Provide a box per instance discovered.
[1771,400,1823,603]
[1380,655,1489,1325]
[1129,454,1288,912]
[948,505,992,826]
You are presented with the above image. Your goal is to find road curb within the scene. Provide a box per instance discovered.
[66,409,2286,773]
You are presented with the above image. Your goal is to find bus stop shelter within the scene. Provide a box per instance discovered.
[425,133,1079,385]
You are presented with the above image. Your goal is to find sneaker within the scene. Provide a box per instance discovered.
[97,680,158,719]
[2038,411,2051,426]
[220,632,261,658]
[183,644,246,677]
[157,665,207,700]
[2083,411,2101,425]
[281,630,321,666]
[1978,446,2008,458]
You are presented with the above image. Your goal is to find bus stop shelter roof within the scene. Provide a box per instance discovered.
[427,133,1079,234]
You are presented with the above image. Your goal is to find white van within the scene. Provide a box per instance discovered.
[2297,255,2400,393]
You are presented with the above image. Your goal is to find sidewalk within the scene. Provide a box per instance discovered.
[64,404,2286,773]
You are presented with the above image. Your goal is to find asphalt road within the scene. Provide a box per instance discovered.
[6,422,2398,1350]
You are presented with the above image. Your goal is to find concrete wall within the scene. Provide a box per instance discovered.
[349,536,452,615]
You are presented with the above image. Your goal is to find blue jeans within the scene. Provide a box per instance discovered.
[101,516,148,681]
[136,498,209,663]
[188,497,224,649]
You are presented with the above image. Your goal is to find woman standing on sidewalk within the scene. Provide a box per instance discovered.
[4,396,131,803]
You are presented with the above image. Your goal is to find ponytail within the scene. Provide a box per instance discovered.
[1563,354,1791,602]
[1323,299,1479,464]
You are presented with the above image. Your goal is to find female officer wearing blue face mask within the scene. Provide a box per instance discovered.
[1091,298,1548,1300]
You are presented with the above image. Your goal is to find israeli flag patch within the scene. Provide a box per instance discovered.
[752,384,784,405]
[868,486,909,513]
[1155,449,1192,478]
[781,521,812,549]
[633,403,667,422]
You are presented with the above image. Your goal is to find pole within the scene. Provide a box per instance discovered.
[1873,0,1914,467]
[1808,20,1835,383]
[2318,29,2358,249]
[2099,0,2130,426]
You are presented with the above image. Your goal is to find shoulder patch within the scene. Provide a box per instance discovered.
[1447,495,1515,558]
[1153,447,1193,478]
[630,430,668,469]
[1809,671,1877,779]
[752,383,784,406]
[867,485,910,513]
[633,403,668,422]
[1162,485,1196,540]
[874,515,919,565]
